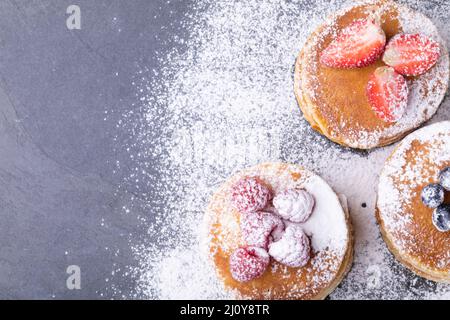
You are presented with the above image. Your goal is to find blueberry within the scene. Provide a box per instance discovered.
[421,183,444,208]
[439,167,450,191]
[432,204,450,232]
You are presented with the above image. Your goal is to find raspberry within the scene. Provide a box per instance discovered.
[229,246,270,282]
[268,224,311,268]
[273,189,315,223]
[240,211,284,249]
[231,177,272,213]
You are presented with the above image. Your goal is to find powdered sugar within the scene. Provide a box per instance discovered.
[114,0,450,299]
[301,175,348,253]
[273,188,315,223]
[231,177,272,214]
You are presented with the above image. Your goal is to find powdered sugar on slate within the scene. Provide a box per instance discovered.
[115,0,450,299]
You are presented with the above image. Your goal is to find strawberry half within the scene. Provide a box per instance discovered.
[320,19,386,68]
[382,33,441,76]
[366,66,408,123]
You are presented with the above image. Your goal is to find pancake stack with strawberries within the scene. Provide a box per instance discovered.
[294,0,449,149]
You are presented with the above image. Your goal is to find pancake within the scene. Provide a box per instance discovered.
[376,121,450,283]
[294,0,449,149]
[204,162,353,299]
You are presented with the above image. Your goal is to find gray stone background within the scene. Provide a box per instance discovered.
[0,0,193,299]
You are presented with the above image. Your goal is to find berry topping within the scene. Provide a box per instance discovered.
[382,33,441,76]
[240,211,284,249]
[438,167,450,191]
[268,224,311,268]
[229,246,270,282]
[320,19,386,69]
[273,189,315,223]
[421,183,444,208]
[432,204,450,232]
[231,177,272,213]
[366,66,408,123]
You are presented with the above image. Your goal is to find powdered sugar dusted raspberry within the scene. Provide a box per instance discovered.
[320,18,386,69]
[240,211,284,249]
[229,246,270,282]
[268,224,311,268]
[231,177,272,213]
[273,189,315,223]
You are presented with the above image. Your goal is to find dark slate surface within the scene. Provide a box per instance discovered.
[0,0,192,299]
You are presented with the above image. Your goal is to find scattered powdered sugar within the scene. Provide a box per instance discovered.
[301,174,348,253]
[240,210,284,249]
[115,0,450,299]
[273,188,315,223]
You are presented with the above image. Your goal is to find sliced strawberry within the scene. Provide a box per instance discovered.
[382,34,441,76]
[273,189,315,223]
[366,66,408,123]
[320,19,386,68]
